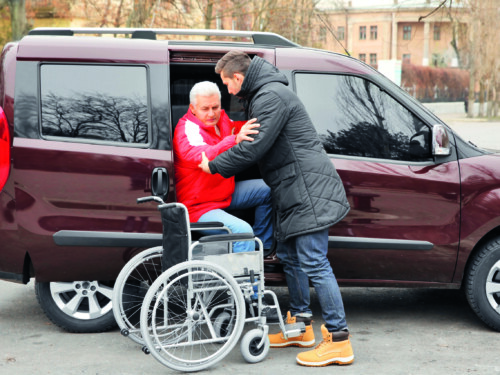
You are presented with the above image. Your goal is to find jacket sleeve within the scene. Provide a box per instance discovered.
[174,126,236,167]
[209,89,288,178]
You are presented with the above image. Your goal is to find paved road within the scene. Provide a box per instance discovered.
[2,112,500,375]
[1,280,499,375]
[440,112,500,150]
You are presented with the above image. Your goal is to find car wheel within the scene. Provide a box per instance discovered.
[464,238,500,331]
[35,280,117,333]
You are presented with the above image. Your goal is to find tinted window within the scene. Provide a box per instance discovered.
[40,64,149,145]
[295,73,431,161]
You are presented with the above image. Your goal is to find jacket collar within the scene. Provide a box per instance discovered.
[238,56,289,100]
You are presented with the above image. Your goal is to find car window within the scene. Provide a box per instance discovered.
[40,64,150,146]
[295,73,431,162]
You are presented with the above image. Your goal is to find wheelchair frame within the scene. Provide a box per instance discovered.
[113,196,303,372]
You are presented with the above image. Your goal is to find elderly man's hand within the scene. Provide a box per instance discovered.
[198,152,212,174]
[235,118,260,144]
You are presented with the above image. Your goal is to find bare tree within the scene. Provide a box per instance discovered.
[127,0,154,27]
[224,0,317,45]
[76,0,130,27]
[446,0,500,118]
[6,0,27,41]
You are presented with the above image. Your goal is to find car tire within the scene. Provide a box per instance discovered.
[35,280,117,333]
[464,238,500,331]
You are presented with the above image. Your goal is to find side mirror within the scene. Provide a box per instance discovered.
[151,167,170,200]
[432,124,451,156]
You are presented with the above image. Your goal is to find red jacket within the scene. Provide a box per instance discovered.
[173,109,245,221]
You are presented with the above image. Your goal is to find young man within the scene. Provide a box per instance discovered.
[199,52,354,367]
[174,81,272,253]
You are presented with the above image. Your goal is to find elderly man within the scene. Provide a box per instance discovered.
[173,81,273,253]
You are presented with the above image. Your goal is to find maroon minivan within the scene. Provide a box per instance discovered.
[1,27,500,333]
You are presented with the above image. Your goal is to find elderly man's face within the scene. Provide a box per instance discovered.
[190,94,221,127]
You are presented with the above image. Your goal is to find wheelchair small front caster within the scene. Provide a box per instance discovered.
[120,328,130,337]
[240,328,270,363]
[142,346,150,355]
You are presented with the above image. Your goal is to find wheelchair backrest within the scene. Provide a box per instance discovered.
[158,203,191,272]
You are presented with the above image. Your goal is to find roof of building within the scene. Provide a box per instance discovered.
[316,0,463,11]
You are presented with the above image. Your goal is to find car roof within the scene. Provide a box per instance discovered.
[17,27,373,76]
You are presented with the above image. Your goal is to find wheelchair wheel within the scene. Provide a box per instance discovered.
[214,311,234,338]
[140,260,245,372]
[240,328,270,363]
[112,246,163,345]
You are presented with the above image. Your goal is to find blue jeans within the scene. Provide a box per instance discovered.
[197,179,273,253]
[276,228,348,332]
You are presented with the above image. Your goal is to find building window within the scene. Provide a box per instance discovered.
[370,26,378,40]
[319,27,327,42]
[359,53,366,62]
[402,54,411,64]
[434,25,441,40]
[216,14,222,30]
[359,26,366,40]
[370,53,377,67]
[338,26,345,40]
[403,25,412,40]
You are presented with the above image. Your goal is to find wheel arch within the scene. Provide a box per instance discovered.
[460,231,500,331]
[467,227,500,278]
[455,225,500,287]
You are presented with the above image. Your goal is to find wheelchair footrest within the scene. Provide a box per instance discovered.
[283,322,306,338]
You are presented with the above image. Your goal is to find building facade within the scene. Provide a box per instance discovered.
[315,0,467,69]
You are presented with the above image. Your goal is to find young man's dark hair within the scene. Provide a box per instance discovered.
[214,50,251,77]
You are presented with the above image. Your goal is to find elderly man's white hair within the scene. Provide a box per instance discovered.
[190,81,221,106]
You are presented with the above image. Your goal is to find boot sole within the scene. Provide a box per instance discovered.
[270,340,315,348]
[296,355,354,367]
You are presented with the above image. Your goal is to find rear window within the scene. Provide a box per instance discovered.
[40,64,150,146]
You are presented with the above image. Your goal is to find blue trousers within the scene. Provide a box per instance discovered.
[197,179,273,252]
[276,228,348,332]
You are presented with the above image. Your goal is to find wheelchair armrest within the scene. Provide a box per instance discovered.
[190,222,224,230]
[198,233,255,243]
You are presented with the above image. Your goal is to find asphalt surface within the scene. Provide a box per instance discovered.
[440,112,500,151]
[2,112,500,375]
[1,281,499,374]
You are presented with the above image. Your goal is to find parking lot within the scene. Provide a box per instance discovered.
[2,279,500,374]
[2,112,500,375]
[439,112,500,151]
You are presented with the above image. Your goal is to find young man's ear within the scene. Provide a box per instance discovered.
[234,72,245,83]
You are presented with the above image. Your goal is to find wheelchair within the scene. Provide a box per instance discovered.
[113,196,305,372]
[112,216,231,346]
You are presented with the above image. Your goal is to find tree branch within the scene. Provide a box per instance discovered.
[418,0,449,22]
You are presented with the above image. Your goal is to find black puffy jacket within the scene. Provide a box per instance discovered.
[209,56,350,241]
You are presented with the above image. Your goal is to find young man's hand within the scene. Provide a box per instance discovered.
[198,152,212,174]
[235,118,260,144]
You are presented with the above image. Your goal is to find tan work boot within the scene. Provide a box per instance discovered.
[268,311,315,348]
[296,324,354,366]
